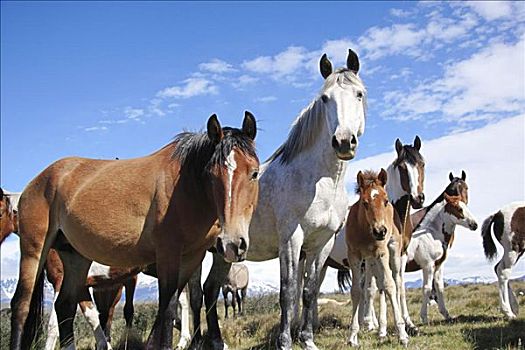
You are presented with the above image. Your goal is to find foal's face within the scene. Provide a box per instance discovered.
[358,170,392,241]
[443,193,478,231]
[208,112,259,263]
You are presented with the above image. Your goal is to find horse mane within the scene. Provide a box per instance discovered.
[413,177,467,230]
[354,169,379,194]
[172,127,257,176]
[393,145,425,167]
[267,68,367,165]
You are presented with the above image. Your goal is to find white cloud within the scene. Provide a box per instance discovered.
[382,36,525,123]
[358,24,426,60]
[460,1,514,21]
[198,58,236,74]
[157,77,218,99]
[84,126,108,132]
[124,107,144,120]
[254,96,277,103]
[232,74,259,89]
[390,8,412,18]
[242,46,310,81]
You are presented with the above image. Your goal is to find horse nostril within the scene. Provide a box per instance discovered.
[419,193,425,202]
[216,237,225,256]
[332,135,339,150]
[471,222,478,230]
[350,134,357,146]
[339,139,351,153]
[239,237,247,252]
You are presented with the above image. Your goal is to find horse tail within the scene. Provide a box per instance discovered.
[21,272,45,349]
[337,269,352,293]
[481,213,498,261]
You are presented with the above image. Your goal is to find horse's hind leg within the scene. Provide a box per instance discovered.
[433,265,451,321]
[495,248,519,319]
[123,275,138,336]
[187,264,203,348]
[240,287,247,316]
[44,249,65,350]
[93,285,123,344]
[222,287,230,319]
[10,201,56,349]
[175,286,192,350]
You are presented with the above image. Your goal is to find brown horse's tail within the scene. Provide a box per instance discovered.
[337,269,352,293]
[21,272,45,350]
[481,213,498,261]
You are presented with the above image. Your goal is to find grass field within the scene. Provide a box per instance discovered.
[1,281,524,349]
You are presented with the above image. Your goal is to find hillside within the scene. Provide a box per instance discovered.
[0,281,523,349]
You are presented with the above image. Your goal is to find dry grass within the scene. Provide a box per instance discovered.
[1,281,524,349]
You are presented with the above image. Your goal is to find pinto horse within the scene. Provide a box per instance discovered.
[188,49,367,350]
[222,262,249,318]
[10,112,260,350]
[481,202,525,319]
[346,169,408,347]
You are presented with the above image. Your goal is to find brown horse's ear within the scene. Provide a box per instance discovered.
[395,138,403,155]
[320,53,333,79]
[461,170,466,181]
[414,135,421,151]
[449,172,454,182]
[242,111,257,140]
[346,49,360,74]
[356,171,364,189]
[207,114,223,144]
[378,168,388,187]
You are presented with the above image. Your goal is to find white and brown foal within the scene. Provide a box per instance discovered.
[481,202,525,319]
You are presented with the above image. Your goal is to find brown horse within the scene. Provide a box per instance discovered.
[11,112,260,350]
[1,188,18,243]
[346,169,408,347]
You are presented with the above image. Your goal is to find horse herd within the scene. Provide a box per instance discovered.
[1,48,523,350]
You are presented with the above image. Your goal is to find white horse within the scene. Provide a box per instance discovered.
[189,49,367,350]
[481,202,525,319]
[406,192,478,323]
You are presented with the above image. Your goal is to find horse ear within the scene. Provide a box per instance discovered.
[461,170,466,181]
[414,135,421,151]
[320,53,333,79]
[449,172,454,182]
[207,114,223,144]
[346,49,360,74]
[378,168,388,187]
[0,188,3,197]
[395,138,403,155]
[356,171,364,188]
[242,110,257,140]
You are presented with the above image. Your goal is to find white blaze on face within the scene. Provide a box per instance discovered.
[406,162,420,198]
[226,149,237,207]
[370,189,379,200]
[88,262,111,279]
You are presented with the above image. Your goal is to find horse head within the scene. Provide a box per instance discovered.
[392,136,425,209]
[443,193,478,231]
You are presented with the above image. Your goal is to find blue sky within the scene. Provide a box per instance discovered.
[1,1,524,192]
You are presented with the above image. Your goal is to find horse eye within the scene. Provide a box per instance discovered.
[384,200,388,207]
[251,170,259,181]
[321,94,329,103]
[363,201,369,209]
[356,91,363,99]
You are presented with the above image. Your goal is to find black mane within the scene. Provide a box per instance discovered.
[171,127,257,177]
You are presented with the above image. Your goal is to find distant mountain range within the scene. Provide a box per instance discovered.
[2,274,523,307]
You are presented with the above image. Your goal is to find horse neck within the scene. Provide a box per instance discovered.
[392,195,410,226]
[419,200,447,241]
[386,163,406,204]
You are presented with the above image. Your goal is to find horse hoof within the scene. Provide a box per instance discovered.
[378,336,387,344]
[400,338,409,348]
[299,339,319,350]
[210,339,229,350]
[406,325,419,336]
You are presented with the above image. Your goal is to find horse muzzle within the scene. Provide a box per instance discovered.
[410,193,425,209]
[215,236,248,263]
[332,135,357,161]
[468,220,478,231]
[372,226,387,241]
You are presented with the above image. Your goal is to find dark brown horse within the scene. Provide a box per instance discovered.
[11,112,260,350]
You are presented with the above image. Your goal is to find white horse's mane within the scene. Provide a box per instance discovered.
[266,69,367,165]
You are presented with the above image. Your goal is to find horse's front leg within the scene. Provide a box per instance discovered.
[175,286,192,350]
[420,264,434,325]
[146,246,181,350]
[203,252,232,350]
[399,254,418,334]
[298,238,334,350]
[433,265,451,321]
[375,254,408,347]
[348,257,363,347]
[361,266,378,331]
[187,263,203,348]
[276,225,303,350]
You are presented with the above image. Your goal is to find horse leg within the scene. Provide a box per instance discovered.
[313,262,327,331]
[44,292,60,350]
[93,285,122,344]
[146,246,181,350]
[276,225,302,350]
[293,256,305,329]
[55,249,98,350]
[375,254,408,346]
[231,288,238,318]
[361,269,378,331]
[187,264,203,348]
[433,265,451,321]
[123,276,138,337]
[203,252,232,350]
[45,249,64,350]
[240,287,247,316]
[10,218,55,349]
[348,257,363,347]
[399,254,417,334]
[79,295,113,350]
[420,264,434,324]
[222,288,230,319]
[175,286,192,350]
[495,249,519,319]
